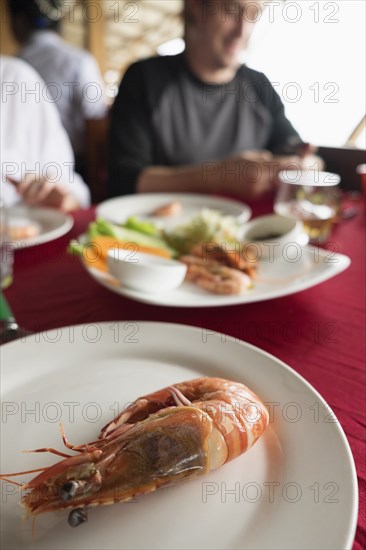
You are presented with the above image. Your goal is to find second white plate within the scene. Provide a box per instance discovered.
[96,192,252,228]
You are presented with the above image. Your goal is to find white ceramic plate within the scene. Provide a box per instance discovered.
[0,322,357,550]
[84,246,351,307]
[8,206,74,249]
[96,193,252,228]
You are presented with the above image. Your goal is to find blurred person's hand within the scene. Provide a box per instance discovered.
[220,150,303,199]
[7,175,80,212]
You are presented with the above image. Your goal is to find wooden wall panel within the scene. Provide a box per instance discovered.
[0,1,19,56]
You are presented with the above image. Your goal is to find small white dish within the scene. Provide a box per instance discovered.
[240,214,307,259]
[107,249,187,294]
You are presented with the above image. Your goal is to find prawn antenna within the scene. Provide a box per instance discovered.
[0,468,47,485]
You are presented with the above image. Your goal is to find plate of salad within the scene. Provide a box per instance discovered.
[69,194,350,307]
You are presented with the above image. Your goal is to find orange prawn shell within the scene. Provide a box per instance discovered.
[101,377,269,461]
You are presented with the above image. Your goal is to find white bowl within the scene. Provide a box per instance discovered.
[240,214,307,259]
[107,249,187,294]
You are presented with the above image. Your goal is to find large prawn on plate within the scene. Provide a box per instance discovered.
[1,377,269,527]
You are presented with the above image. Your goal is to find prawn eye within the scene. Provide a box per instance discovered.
[68,507,88,527]
[60,480,79,502]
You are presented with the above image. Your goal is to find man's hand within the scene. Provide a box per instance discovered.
[221,149,323,199]
[7,176,80,212]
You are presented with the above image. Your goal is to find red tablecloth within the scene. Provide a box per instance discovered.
[3,196,365,549]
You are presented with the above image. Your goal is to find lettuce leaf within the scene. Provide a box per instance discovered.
[163,209,241,254]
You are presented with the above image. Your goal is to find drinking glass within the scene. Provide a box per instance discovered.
[0,200,14,289]
[274,170,341,245]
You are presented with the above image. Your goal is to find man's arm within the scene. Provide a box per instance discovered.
[137,165,218,194]
[35,75,90,208]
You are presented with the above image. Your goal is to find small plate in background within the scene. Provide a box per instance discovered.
[8,206,74,249]
[96,193,252,230]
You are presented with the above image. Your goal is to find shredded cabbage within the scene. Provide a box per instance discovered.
[164,209,241,254]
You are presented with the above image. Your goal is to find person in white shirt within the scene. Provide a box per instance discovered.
[8,0,108,174]
[0,55,90,211]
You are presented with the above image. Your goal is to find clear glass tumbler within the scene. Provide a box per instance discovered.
[274,170,341,245]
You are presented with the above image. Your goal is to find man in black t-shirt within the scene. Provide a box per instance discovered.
[109,0,316,198]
